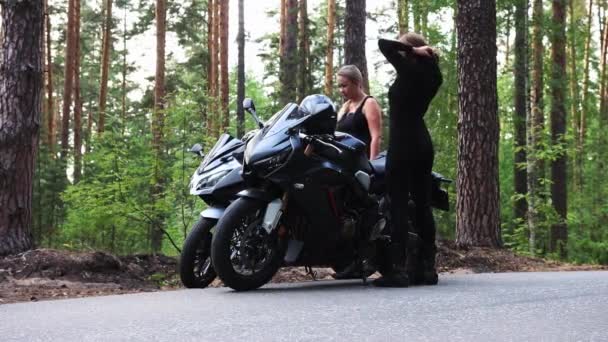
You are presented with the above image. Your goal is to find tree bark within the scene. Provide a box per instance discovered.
[455,0,501,248]
[121,4,127,135]
[549,0,568,259]
[297,0,309,103]
[280,0,298,104]
[421,0,428,38]
[513,0,528,225]
[0,0,43,255]
[73,0,82,183]
[527,0,545,255]
[98,0,113,134]
[280,0,286,58]
[207,0,216,134]
[151,0,166,253]
[600,6,608,123]
[504,7,513,69]
[220,0,229,131]
[398,0,409,35]
[412,0,421,33]
[569,0,582,195]
[324,0,335,96]
[236,0,245,138]
[60,0,75,162]
[211,0,220,135]
[580,0,593,168]
[344,0,369,93]
[44,0,54,151]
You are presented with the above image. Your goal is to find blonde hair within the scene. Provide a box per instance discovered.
[337,65,363,118]
[337,65,363,87]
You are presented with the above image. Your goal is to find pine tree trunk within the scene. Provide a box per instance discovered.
[527,0,545,255]
[600,3,606,56]
[73,0,82,183]
[569,0,583,194]
[447,1,457,115]
[600,8,608,122]
[297,0,309,103]
[280,0,286,58]
[513,0,528,225]
[421,0,428,37]
[569,0,580,138]
[280,0,298,104]
[207,0,216,134]
[324,0,335,96]
[151,0,166,253]
[597,2,608,242]
[398,0,409,35]
[206,0,213,94]
[236,0,245,138]
[86,108,92,154]
[550,0,568,259]
[412,0,421,33]
[0,0,43,255]
[504,8,513,69]
[212,0,220,136]
[580,0,593,169]
[44,0,54,151]
[220,0,229,131]
[98,0,112,134]
[344,0,369,93]
[122,5,127,135]
[455,0,501,248]
[61,0,75,162]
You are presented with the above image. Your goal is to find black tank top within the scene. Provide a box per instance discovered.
[336,96,372,153]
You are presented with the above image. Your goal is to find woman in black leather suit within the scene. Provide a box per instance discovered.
[374,33,443,287]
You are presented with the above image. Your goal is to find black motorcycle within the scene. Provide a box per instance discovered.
[210,95,450,291]
[179,100,270,288]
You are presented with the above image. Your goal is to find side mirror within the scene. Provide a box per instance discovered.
[189,143,204,158]
[243,97,264,129]
[243,98,255,112]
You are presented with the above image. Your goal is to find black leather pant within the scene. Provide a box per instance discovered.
[386,147,436,267]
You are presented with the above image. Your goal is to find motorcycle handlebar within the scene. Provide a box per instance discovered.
[298,132,358,155]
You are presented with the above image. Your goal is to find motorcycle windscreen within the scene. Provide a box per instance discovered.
[245,103,302,165]
[264,103,306,137]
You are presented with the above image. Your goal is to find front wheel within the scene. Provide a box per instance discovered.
[179,217,217,288]
[211,198,286,291]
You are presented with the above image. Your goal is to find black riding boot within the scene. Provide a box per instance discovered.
[419,244,438,285]
[409,243,438,285]
[373,242,409,287]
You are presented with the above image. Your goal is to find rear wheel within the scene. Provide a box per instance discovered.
[211,198,286,291]
[179,218,217,288]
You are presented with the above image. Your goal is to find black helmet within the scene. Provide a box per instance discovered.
[299,94,336,117]
[298,94,337,134]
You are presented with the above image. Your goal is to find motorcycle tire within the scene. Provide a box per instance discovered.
[211,197,286,291]
[179,217,217,288]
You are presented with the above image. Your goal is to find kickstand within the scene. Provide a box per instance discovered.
[305,266,317,281]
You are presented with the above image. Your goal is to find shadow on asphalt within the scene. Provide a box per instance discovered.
[222,279,373,294]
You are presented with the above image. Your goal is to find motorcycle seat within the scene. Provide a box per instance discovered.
[370,156,386,176]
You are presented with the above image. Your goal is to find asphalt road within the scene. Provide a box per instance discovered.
[2,271,607,342]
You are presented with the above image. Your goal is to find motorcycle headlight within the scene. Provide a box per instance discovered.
[196,169,232,190]
[252,147,292,176]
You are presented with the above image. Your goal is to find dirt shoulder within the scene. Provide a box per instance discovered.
[1,241,605,304]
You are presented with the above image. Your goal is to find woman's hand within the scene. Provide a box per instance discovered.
[413,46,435,57]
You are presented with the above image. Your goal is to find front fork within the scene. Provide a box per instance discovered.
[261,192,289,234]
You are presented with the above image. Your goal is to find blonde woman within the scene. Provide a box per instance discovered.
[335,65,383,160]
